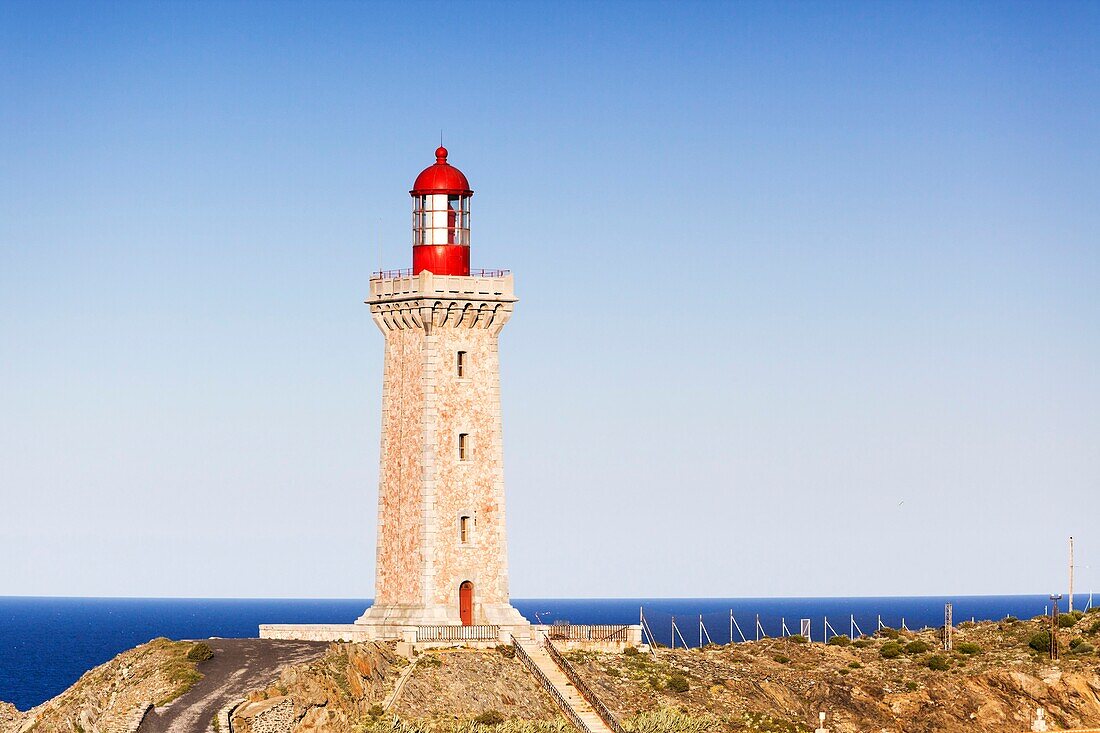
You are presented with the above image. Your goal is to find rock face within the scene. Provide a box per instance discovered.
[233,643,401,733]
[0,638,203,733]
[0,702,20,733]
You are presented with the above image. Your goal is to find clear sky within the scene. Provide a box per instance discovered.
[1,1,1098,600]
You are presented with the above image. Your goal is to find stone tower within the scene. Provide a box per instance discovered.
[355,148,527,632]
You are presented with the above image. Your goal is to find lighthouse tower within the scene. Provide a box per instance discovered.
[355,148,528,633]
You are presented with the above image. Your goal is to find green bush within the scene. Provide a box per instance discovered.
[880,642,902,659]
[905,681,919,691]
[904,641,931,655]
[924,655,950,671]
[1069,640,1095,655]
[474,710,505,726]
[1088,621,1100,636]
[1001,615,1019,624]
[186,642,213,662]
[772,655,791,664]
[1069,637,1084,649]
[1059,614,1079,628]
[787,634,807,644]
[852,638,873,649]
[847,661,862,669]
[495,644,515,659]
[826,635,851,647]
[666,674,690,693]
[1086,607,1100,615]
[956,642,981,655]
[877,626,900,640]
[623,646,640,657]
[367,704,384,718]
[1028,631,1051,653]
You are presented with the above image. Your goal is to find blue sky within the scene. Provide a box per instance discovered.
[1,1,1098,599]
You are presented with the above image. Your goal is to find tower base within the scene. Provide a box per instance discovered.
[354,601,530,631]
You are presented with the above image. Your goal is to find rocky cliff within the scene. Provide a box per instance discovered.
[0,638,206,733]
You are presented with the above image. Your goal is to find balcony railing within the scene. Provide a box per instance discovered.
[371,268,510,280]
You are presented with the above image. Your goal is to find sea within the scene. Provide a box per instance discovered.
[0,594,1079,711]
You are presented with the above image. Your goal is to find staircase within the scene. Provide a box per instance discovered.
[513,639,614,733]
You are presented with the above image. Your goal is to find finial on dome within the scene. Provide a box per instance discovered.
[435,146,448,163]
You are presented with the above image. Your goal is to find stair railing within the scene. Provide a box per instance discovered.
[512,639,593,733]
[542,637,626,733]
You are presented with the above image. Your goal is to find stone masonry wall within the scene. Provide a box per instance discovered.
[374,327,426,607]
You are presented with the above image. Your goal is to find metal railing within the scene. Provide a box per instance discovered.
[512,640,593,733]
[414,624,499,642]
[546,624,633,642]
[371,268,510,280]
[543,637,626,733]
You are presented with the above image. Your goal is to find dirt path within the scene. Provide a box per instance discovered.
[138,639,326,733]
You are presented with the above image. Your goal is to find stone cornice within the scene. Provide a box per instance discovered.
[367,271,516,334]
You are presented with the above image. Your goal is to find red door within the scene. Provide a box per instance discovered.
[459,581,473,626]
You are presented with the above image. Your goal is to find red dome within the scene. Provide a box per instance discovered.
[411,147,472,195]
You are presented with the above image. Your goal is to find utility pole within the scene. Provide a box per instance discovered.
[1049,594,1062,661]
[1069,536,1075,613]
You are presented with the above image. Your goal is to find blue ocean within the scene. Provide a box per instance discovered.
[0,595,1071,711]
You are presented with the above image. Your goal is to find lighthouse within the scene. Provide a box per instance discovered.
[354,147,528,634]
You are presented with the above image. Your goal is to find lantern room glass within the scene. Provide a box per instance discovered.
[413,194,470,246]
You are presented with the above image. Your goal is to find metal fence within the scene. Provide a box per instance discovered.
[414,625,500,642]
[547,624,632,642]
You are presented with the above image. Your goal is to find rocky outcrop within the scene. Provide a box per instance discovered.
[1,639,202,733]
[233,643,400,733]
[0,702,20,733]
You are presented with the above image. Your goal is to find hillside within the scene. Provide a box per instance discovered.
[4,612,1100,733]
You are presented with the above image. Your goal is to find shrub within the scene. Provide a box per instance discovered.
[847,661,862,669]
[852,639,873,649]
[474,710,505,726]
[904,641,931,655]
[787,634,807,644]
[186,642,213,662]
[367,704,384,718]
[956,642,981,655]
[1001,615,1019,624]
[1070,641,1095,655]
[1088,621,1100,636]
[877,626,900,640]
[495,644,515,659]
[623,646,640,657]
[666,674,690,693]
[1059,614,1079,628]
[1087,606,1100,615]
[772,655,791,664]
[420,654,442,667]
[1028,631,1051,653]
[827,635,851,647]
[880,642,902,659]
[924,655,950,671]
[1069,637,1084,650]
[905,681,919,691]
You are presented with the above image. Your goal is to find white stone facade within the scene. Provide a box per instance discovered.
[355,270,527,633]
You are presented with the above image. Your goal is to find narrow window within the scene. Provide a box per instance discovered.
[458,433,469,461]
[456,350,467,378]
[459,516,470,544]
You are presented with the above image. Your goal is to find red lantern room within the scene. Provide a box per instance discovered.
[411,147,472,276]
